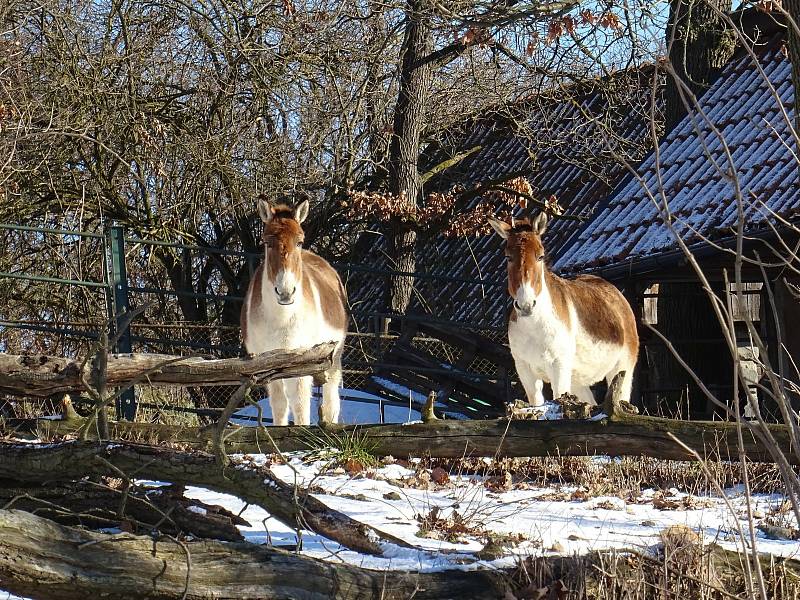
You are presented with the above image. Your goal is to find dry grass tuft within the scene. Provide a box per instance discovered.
[421,454,785,497]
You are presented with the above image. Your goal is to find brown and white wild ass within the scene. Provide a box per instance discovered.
[489,213,639,407]
[241,198,348,425]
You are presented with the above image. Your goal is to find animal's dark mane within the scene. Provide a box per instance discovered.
[271,204,295,219]
[510,218,534,234]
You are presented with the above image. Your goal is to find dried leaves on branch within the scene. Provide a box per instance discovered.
[342,176,564,236]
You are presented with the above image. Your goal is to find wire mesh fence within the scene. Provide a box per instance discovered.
[0,221,517,423]
[0,220,776,424]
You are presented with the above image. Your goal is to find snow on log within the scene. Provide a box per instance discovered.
[0,343,337,396]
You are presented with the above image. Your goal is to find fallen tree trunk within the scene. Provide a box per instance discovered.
[0,343,336,396]
[14,411,797,464]
[0,440,411,556]
[0,480,249,542]
[0,509,509,600]
[2,509,798,600]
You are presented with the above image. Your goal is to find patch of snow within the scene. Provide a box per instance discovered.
[533,401,563,420]
[186,505,208,515]
[379,463,415,480]
[231,388,421,426]
[247,454,800,568]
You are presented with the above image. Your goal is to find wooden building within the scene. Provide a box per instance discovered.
[553,11,798,417]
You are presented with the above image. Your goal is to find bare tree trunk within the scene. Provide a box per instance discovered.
[0,480,249,542]
[657,0,736,416]
[0,343,335,396]
[385,0,433,314]
[0,440,411,555]
[664,0,735,130]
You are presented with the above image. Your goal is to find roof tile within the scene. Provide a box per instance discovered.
[555,36,797,276]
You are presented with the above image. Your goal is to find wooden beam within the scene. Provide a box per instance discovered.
[12,410,797,464]
[0,343,337,396]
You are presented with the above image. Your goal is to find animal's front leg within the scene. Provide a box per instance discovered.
[516,360,545,407]
[289,375,313,426]
[268,380,290,426]
[320,366,342,425]
[550,361,573,399]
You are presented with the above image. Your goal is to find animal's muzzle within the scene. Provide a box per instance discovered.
[275,286,296,305]
[514,299,536,317]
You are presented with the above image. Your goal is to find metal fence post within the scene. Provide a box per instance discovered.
[109,225,137,421]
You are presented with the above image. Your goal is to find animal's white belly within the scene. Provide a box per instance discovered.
[571,328,626,385]
[245,304,344,355]
[508,317,572,380]
[508,317,624,386]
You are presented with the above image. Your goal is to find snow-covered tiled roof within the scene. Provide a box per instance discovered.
[555,33,798,277]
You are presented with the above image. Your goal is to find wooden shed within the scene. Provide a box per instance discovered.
[553,12,798,417]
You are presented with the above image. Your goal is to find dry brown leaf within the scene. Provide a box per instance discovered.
[431,467,450,485]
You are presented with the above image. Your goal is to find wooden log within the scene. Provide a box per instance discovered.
[0,343,336,396]
[0,440,412,556]
[0,480,249,542]
[0,509,510,600]
[1,509,798,600]
[12,410,797,464]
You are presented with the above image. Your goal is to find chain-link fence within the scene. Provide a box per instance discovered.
[0,222,517,423]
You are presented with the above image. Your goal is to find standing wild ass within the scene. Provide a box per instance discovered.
[489,212,639,407]
[241,198,348,425]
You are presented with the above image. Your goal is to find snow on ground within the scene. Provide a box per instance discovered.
[231,388,421,426]
[178,452,800,573]
[4,401,800,596]
[2,450,799,598]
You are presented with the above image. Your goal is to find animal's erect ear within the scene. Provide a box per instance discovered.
[487,216,512,239]
[257,196,275,224]
[532,212,548,236]
[294,199,310,224]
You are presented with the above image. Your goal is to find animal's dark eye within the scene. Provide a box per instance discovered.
[296,241,303,248]
[537,255,544,262]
